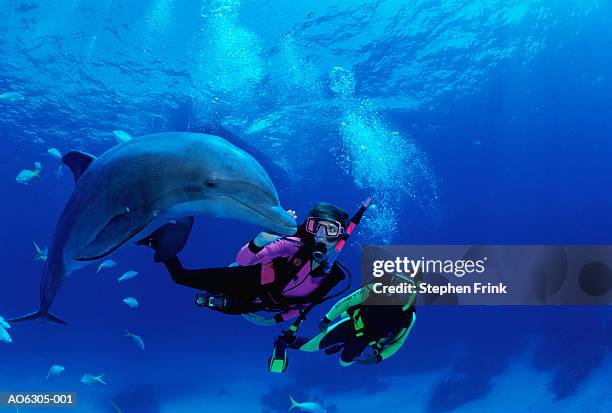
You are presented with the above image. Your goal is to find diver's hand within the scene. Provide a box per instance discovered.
[254,231,282,247]
[355,351,382,365]
[242,313,276,326]
[318,315,332,331]
[254,210,297,247]
[355,356,379,365]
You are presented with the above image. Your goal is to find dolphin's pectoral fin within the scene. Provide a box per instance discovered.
[62,151,97,183]
[136,216,194,263]
[75,208,155,261]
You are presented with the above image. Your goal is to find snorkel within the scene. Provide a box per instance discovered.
[320,197,372,272]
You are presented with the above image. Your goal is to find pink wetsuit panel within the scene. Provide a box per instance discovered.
[235,238,300,266]
[235,238,328,321]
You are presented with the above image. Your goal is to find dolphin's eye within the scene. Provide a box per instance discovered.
[205,181,216,188]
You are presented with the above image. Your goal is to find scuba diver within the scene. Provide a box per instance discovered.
[286,273,418,367]
[138,202,353,324]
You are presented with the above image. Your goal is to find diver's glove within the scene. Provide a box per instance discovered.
[242,313,276,326]
[356,346,383,365]
[318,315,332,331]
[280,330,298,345]
[274,331,306,351]
[355,356,381,365]
[372,347,384,364]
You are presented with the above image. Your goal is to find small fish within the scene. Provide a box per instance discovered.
[0,326,12,343]
[117,270,138,282]
[0,315,10,329]
[125,330,145,350]
[33,241,48,261]
[113,130,133,143]
[47,148,62,159]
[97,259,117,273]
[16,162,42,185]
[122,297,139,308]
[47,365,65,379]
[0,91,24,103]
[289,396,327,413]
[81,373,106,385]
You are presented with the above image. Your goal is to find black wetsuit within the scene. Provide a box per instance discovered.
[163,257,266,314]
[323,305,415,363]
[161,249,346,317]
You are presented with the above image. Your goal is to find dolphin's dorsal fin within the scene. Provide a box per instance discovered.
[62,151,96,183]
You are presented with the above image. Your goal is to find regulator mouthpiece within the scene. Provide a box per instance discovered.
[312,242,327,262]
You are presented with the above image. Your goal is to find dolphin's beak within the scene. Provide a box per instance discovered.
[264,205,298,236]
[222,195,297,236]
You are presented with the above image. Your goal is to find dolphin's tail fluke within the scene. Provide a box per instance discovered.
[8,310,67,326]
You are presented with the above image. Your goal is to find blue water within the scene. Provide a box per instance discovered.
[1,0,612,412]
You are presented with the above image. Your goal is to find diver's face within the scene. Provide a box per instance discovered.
[313,227,340,261]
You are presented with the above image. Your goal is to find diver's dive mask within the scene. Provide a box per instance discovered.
[305,217,344,239]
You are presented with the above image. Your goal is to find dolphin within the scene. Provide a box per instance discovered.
[10,132,297,325]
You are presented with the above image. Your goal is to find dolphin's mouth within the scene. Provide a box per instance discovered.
[225,195,296,235]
